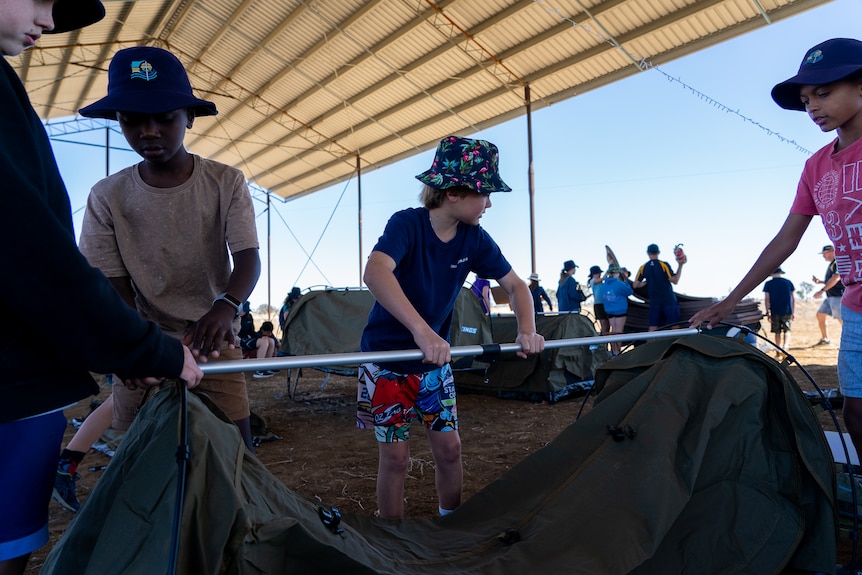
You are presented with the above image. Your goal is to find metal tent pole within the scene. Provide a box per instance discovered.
[199,328,698,375]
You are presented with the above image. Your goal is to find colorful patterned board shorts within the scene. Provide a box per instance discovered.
[356,362,457,443]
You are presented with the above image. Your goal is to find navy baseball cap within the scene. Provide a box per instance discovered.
[80,46,218,119]
[771,38,862,111]
[647,244,660,254]
[49,0,105,34]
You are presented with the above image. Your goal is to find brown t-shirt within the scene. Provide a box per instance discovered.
[80,155,259,338]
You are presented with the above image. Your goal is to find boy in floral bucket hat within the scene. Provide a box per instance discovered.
[415,135,512,193]
[358,135,544,519]
[691,38,862,466]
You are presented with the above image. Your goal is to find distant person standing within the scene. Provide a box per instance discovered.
[763,268,796,349]
[588,265,609,336]
[239,301,255,340]
[558,260,585,313]
[279,286,301,334]
[812,244,844,345]
[471,274,491,314]
[528,273,552,313]
[602,264,634,356]
[632,244,684,331]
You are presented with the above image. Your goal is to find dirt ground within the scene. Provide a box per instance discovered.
[27,299,848,572]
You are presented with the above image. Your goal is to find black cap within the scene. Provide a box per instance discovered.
[48,0,105,35]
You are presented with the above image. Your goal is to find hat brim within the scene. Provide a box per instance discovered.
[49,0,105,34]
[772,64,862,110]
[415,169,512,193]
[79,91,218,119]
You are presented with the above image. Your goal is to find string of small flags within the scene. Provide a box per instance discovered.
[532,0,813,155]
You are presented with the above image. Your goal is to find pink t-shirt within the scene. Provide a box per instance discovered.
[791,135,862,312]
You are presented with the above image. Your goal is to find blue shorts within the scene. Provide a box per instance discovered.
[818,296,843,320]
[0,410,66,561]
[839,305,862,398]
[357,363,457,443]
[648,300,680,329]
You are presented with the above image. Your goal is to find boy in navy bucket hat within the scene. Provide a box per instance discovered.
[52,45,262,511]
[691,38,862,467]
[1,6,204,575]
[357,135,544,519]
[79,46,218,119]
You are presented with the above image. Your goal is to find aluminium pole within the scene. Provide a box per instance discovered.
[199,328,699,375]
[525,84,537,274]
[358,154,363,287]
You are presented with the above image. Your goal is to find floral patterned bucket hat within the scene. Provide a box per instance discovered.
[415,136,512,193]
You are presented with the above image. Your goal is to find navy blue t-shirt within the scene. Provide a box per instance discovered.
[636,259,678,304]
[361,207,511,373]
[763,277,795,316]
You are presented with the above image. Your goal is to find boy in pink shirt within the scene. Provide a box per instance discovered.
[691,38,862,463]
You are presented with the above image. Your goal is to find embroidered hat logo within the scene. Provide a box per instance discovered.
[805,49,824,65]
[130,60,157,81]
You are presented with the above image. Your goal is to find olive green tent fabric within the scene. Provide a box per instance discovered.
[449,285,494,371]
[275,287,599,399]
[43,334,836,574]
[455,312,605,401]
[590,334,836,574]
[277,287,491,375]
[278,288,376,374]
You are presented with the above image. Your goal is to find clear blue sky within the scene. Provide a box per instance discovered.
[50,0,861,311]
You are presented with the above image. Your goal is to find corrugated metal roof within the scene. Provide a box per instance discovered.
[12,0,833,200]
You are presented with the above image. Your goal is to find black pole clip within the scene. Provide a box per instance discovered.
[318,506,344,535]
[475,343,503,363]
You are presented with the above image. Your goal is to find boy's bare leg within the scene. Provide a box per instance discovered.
[67,395,114,452]
[427,429,462,512]
[256,338,275,359]
[377,442,410,518]
[817,312,829,340]
[599,319,610,336]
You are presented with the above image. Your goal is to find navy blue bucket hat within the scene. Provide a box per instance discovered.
[79,46,218,119]
[49,0,105,34]
[771,38,862,111]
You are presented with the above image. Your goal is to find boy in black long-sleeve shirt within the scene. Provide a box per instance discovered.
[0,3,202,572]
